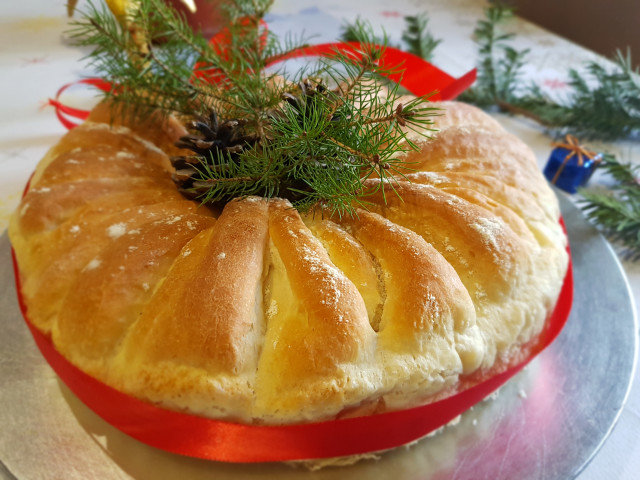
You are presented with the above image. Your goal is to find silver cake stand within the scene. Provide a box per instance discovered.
[0,195,637,480]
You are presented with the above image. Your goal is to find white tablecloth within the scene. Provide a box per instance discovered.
[1,1,638,478]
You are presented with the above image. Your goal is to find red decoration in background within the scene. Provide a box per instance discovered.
[47,78,112,130]
[543,78,569,90]
[263,41,475,100]
[381,11,403,18]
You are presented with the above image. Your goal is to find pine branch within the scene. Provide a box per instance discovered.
[579,155,640,259]
[458,3,529,106]
[402,14,441,61]
[341,14,441,62]
[517,50,640,140]
[459,4,640,141]
[70,1,439,216]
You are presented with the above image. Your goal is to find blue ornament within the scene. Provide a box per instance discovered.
[543,135,602,194]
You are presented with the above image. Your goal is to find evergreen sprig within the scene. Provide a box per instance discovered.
[514,50,640,140]
[69,0,438,215]
[458,4,640,257]
[341,14,441,61]
[458,4,529,106]
[579,155,640,259]
[401,14,441,62]
[460,3,640,141]
[340,17,389,46]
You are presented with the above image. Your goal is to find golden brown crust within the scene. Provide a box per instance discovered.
[404,125,558,220]
[425,100,505,133]
[309,219,383,329]
[20,199,202,332]
[254,200,378,421]
[9,99,568,425]
[14,179,180,237]
[87,99,190,155]
[52,211,215,370]
[341,209,480,354]
[122,198,269,375]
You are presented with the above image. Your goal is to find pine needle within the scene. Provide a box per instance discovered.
[458,3,529,106]
[341,14,441,61]
[340,17,388,45]
[516,50,640,140]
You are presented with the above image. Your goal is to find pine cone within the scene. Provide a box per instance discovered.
[170,79,335,203]
[170,110,257,199]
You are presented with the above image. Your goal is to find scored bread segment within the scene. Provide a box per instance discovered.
[119,198,269,374]
[405,125,558,221]
[30,122,174,188]
[110,198,269,420]
[17,192,189,272]
[51,211,215,375]
[361,180,540,367]
[341,209,483,363]
[19,199,203,333]
[405,170,567,253]
[13,178,180,237]
[308,219,384,330]
[87,99,190,156]
[254,200,379,422]
[337,209,484,409]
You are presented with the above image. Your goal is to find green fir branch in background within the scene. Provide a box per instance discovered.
[458,4,640,257]
[460,3,640,141]
[579,155,640,260]
[514,50,640,140]
[458,4,529,106]
[340,17,389,46]
[340,14,440,60]
[70,0,439,216]
[402,14,441,61]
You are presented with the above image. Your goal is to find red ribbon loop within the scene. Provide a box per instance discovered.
[263,41,475,100]
[48,23,476,129]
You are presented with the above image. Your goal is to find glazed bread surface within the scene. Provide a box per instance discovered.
[9,100,568,424]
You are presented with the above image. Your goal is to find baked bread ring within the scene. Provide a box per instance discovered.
[9,100,568,424]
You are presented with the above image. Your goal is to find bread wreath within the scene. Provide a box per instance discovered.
[9,100,568,424]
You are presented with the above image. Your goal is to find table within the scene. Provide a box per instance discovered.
[1,1,638,478]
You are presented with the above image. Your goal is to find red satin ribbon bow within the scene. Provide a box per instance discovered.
[47,77,112,130]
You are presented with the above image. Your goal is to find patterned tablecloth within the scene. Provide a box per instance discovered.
[0,0,638,478]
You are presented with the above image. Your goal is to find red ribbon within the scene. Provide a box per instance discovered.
[262,42,476,100]
[47,78,112,130]
[12,234,573,462]
[48,37,476,129]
